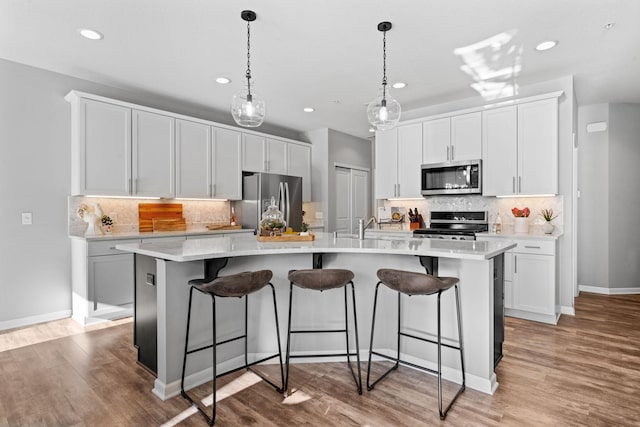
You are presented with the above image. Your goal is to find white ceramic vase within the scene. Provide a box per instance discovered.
[514,217,529,233]
[543,222,554,234]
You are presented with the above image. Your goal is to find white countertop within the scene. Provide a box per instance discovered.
[116,232,515,262]
[476,226,563,240]
[69,227,254,241]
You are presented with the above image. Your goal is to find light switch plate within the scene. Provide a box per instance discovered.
[21,212,32,225]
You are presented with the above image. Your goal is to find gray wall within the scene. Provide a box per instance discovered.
[608,104,640,288]
[577,104,609,288]
[0,58,301,328]
[304,128,371,232]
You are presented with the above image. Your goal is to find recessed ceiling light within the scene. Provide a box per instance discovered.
[303,107,315,113]
[535,40,557,51]
[604,22,616,29]
[392,82,407,89]
[369,127,376,133]
[215,77,231,84]
[78,28,103,40]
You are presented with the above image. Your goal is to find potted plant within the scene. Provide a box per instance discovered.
[511,207,530,233]
[300,210,309,235]
[539,208,557,234]
[100,214,113,233]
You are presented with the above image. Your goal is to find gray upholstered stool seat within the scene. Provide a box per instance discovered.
[181,269,284,425]
[376,268,458,295]
[189,269,273,297]
[285,268,362,395]
[288,268,354,290]
[367,267,465,420]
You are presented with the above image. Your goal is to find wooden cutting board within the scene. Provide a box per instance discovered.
[206,225,243,231]
[138,203,183,232]
[152,218,187,232]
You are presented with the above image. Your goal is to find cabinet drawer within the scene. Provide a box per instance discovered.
[89,239,140,256]
[513,240,555,256]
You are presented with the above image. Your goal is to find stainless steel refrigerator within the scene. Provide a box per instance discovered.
[237,172,303,233]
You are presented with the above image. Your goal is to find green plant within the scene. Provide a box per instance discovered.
[540,209,558,222]
[100,215,113,226]
[301,210,309,232]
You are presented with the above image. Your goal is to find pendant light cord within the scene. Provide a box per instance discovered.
[246,19,252,96]
[382,29,387,102]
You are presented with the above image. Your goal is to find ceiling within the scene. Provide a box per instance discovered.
[2,0,639,139]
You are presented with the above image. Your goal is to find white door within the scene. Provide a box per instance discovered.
[374,128,398,199]
[451,112,482,161]
[175,119,211,198]
[422,117,450,164]
[397,123,423,198]
[335,166,369,234]
[242,133,266,172]
[482,106,517,196]
[335,167,351,233]
[212,127,242,200]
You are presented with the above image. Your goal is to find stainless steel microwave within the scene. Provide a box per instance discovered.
[421,159,482,196]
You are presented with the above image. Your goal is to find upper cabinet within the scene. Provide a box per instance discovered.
[423,112,481,164]
[132,110,175,198]
[175,120,242,200]
[67,91,309,201]
[374,123,423,199]
[483,97,559,196]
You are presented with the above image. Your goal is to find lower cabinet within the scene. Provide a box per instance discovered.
[72,238,138,325]
[477,236,558,324]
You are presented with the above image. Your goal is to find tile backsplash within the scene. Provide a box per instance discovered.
[381,195,563,230]
[68,197,231,236]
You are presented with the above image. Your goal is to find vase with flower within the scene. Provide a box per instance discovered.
[511,207,530,233]
[540,209,557,234]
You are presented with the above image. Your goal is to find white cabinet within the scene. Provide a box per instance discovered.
[482,98,558,196]
[375,123,422,199]
[176,120,242,200]
[132,110,175,198]
[477,236,558,324]
[242,134,287,174]
[67,93,176,197]
[287,142,312,201]
[72,238,137,324]
[422,112,481,164]
[70,98,132,196]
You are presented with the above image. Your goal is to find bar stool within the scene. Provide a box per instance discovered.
[367,268,465,420]
[180,269,284,426]
[285,269,362,395]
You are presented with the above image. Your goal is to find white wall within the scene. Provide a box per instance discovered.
[608,104,640,289]
[0,58,302,329]
[577,104,609,288]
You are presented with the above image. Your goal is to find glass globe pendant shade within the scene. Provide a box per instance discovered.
[367,90,401,131]
[231,85,266,127]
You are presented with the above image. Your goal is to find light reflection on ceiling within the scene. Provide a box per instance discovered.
[454,30,523,100]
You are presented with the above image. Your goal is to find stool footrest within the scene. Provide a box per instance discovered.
[399,331,462,352]
[288,352,359,359]
[290,328,347,334]
[186,333,247,356]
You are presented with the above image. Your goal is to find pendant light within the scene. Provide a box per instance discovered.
[231,10,265,127]
[367,21,401,131]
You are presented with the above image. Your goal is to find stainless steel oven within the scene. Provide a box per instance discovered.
[421,159,481,196]
[412,211,488,240]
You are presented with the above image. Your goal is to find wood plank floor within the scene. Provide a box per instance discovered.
[1,292,639,426]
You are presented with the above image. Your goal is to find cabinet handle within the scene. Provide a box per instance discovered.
[446,146,450,161]
[451,145,454,161]
[397,183,400,196]
[514,255,517,273]
[524,245,541,249]
[518,176,522,193]
[512,176,516,193]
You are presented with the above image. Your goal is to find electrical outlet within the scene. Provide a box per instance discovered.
[21,212,32,225]
[315,211,323,220]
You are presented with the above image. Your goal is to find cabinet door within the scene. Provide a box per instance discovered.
[482,106,517,196]
[287,142,312,201]
[374,128,398,199]
[451,112,481,161]
[504,251,514,309]
[266,138,287,174]
[517,98,558,195]
[88,254,134,316]
[512,253,555,315]
[397,123,423,197]
[422,117,450,164]
[242,133,265,172]
[132,110,175,198]
[76,99,131,196]
[212,127,242,200]
[176,119,211,198]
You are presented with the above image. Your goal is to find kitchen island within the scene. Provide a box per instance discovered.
[116,233,515,400]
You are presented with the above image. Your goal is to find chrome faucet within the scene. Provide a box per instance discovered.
[358,216,377,240]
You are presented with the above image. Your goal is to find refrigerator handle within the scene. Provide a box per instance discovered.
[277,182,284,210]
[284,182,291,228]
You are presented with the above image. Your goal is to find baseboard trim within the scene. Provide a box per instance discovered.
[561,306,575,316]
[0,310,71,332]
[579,286,640,295]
